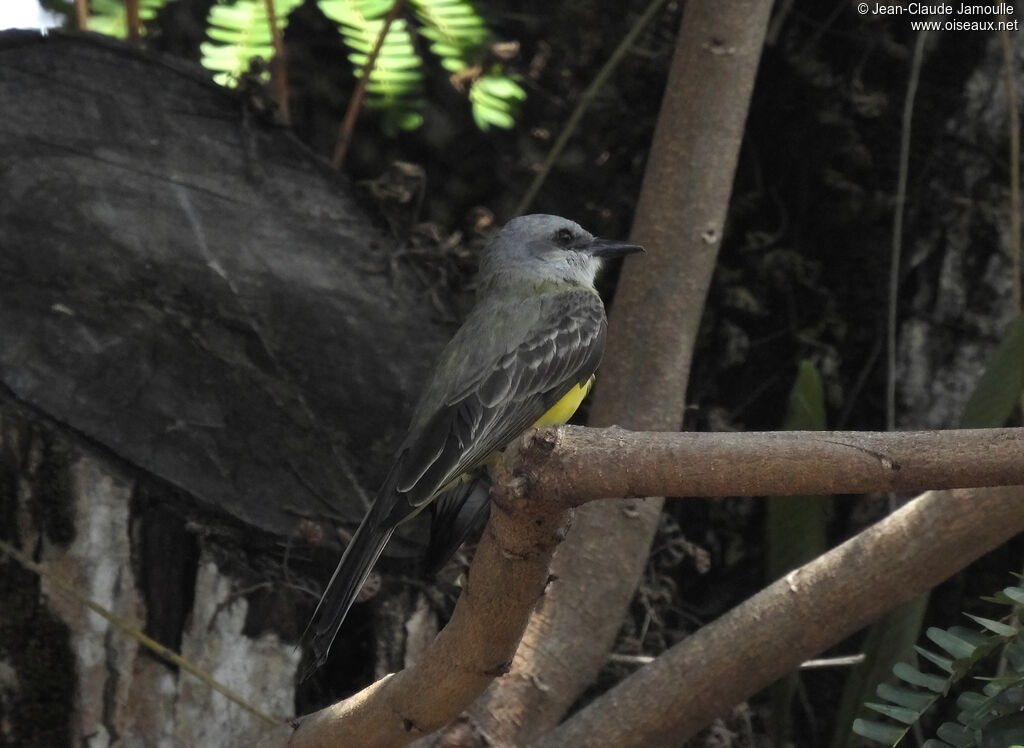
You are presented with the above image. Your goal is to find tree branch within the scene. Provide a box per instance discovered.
[464,0,777,741]
[534,484,1024,747]
[515,425,1024,503]
[261,426,1024,747]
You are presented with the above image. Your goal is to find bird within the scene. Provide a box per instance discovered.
[301,214,643,676]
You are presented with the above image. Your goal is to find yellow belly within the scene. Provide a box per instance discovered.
[433,376,596,497]
[424,376,596,514]
[533,375,595,427]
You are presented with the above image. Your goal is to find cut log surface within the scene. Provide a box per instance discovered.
[0,30,452,540]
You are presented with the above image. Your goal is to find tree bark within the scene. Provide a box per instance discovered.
[0,30,452,744]
[449,1,776,743]
[0,31,451,541]
[261,425,1024,747]
[533,485,1024,747]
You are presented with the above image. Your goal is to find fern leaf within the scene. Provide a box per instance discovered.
[934,722,975,748]
[864,702,923,725]
[201,0,302,85]
[86,0,169,38]
[926,627,980,660]
[320,0,425,134]
[875,683,935,712]
[893,662,949,693]
[408,0,489,69]
[963,614,1017,637]
[852,718,908,743]
[915,646,955,673]
[469,71,526,130]
[960,313,1024,429]
[1003,585,1024,606]
[855,579,1024,745]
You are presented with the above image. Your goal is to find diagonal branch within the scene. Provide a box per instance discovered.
[535,484,1024,747]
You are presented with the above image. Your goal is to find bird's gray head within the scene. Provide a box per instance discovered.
[478,214,643,291]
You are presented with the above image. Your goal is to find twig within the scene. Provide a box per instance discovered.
[607,653,655,666]
[264,0,291,124]
[999,22,1021,311]
[800,654,866,669]
[514,0,667,215]
[75,0,88,30]
[887,30,927,430]
[126,0,141,43]
[332,0,406,169]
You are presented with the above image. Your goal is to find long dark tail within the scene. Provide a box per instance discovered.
[300,511,394,680]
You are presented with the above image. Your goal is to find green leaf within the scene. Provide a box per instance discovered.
[955,690,987,713]
[201,0,302,83]
[830,596,929,748]
[960,313,1024,428]
[468,73,525,130]
[894,662,948,693]
[915,646,954,673]
[983,713,1024,748]
[1003,585,1024,605]
[472,74,527,101]
[926,627,978,660]
[962,614,1017,637]
[864,702,921,725]
[86,0,169,37]
[852,718,907,743]
[946,626,990,649]
[935,722,974,748]
[409,0,490,69]
[876,683,935,712]
[471,105,516,130]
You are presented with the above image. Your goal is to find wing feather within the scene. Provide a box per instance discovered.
[387,288,606,519]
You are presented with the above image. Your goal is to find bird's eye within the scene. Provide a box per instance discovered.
[553,228,575,247]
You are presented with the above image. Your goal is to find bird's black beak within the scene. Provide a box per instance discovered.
[585,237,645,259]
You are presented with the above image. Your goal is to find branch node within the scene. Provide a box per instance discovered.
[541,574,558,598]
[529,673,552,692]
[509,475,529,499]
[484,660,512,677]
[527,426,559,455]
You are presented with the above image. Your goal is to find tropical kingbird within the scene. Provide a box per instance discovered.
[302,214,643,674]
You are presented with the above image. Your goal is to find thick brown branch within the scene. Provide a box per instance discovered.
[260,426,1024,748]
[519,425,1024,503]
[469,1,799,739]
[533,485,1024,747]
[269,458,573,748]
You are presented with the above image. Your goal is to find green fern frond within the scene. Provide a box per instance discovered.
[320,0,425,134]
[408,0,489,72]
[86,0,169,38]
[409,0,525,130]
[853,579,1024,747]
[469,70,526,130]
[201,0,302,86]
